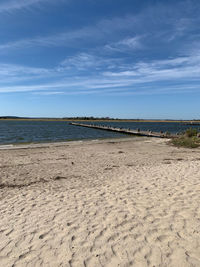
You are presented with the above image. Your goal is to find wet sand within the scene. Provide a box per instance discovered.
[0,137,200,267]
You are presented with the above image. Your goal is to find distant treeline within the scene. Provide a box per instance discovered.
[0,116,200,122]
[0,116,115,120]
[63,117,115,120]
[0,116,22,119]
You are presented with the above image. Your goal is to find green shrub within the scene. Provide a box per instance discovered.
[185,128,198,137]
[171,136,200,148]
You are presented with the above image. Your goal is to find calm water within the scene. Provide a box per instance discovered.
[0,120,199,145]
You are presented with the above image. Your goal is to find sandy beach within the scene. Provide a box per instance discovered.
[0,137,200,267]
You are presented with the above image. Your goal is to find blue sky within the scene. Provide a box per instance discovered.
[0,0,200,119]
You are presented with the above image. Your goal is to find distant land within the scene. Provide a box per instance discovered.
[0,116,200,123]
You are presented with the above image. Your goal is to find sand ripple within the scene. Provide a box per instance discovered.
[0,138,200,266]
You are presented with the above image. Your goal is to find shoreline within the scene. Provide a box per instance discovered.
[0,136,144,150]
[1,118,200,123]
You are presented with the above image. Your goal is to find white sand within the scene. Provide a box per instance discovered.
[0,137,200,267]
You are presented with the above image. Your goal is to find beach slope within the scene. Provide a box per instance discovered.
[0,138,200,266]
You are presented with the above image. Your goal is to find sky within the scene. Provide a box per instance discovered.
[0,0,200,119]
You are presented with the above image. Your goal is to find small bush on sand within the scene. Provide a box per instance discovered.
[171,136,200,148]
[185,128,198,137]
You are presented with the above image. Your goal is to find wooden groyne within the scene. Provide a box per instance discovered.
[70,122,177,138]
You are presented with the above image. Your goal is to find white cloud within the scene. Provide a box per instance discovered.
[32,91,64,95]
[0,0,47,12]
[60,52,121,71]
[0,1,196,53]
[105,36,143,52]
[1,53,200,95]
[0,63,50,76]
[0,82,78,93]
[0,25,99,51]
[103,55,200,83]
[0,0,199,57]
[0,0,68,13]
[61,53,99,70]
[120,37,141,48]
[0,3,178,52]
[0,63,53,84]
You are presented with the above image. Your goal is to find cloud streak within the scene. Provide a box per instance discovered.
[0,0,68,13]
[0,1,196,52]
[105,36,144,52]
[0,25,100,51]
[1,53,200,96]
[0,0,48,13]
[1,1,200,98]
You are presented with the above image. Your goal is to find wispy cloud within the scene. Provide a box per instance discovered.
[105,36,143,52]
[1,52,200,95]
[1,1,200,97]
[103,55,200,82]
[0,25,100,51]
[0,1,192,52]
[0,63,50,76]
[60,52,121,71]
[32,91,65,95]
[0,0,48,13]
[61,53,100,70]
[0,81,79,93]
[0,19,145,53]
[0,0,68,13]
[0,63,53,84]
